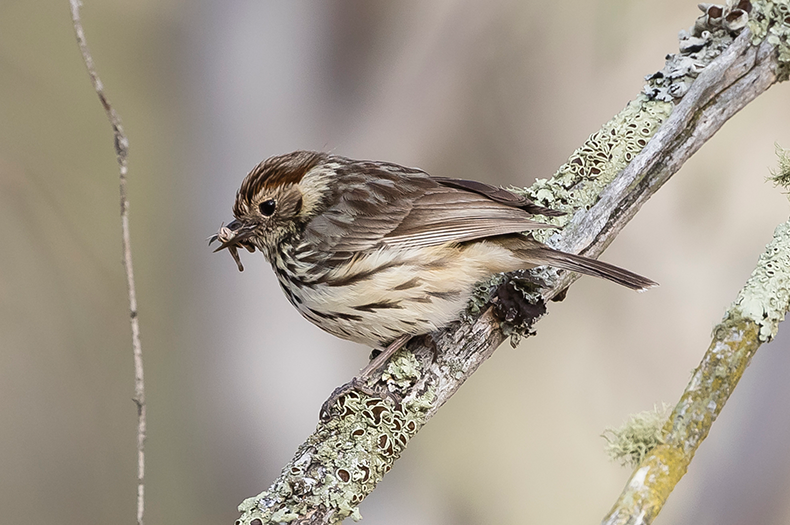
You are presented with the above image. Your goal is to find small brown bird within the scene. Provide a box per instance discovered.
[211,151,655,361]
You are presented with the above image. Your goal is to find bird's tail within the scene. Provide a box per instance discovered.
[517,245,658,291]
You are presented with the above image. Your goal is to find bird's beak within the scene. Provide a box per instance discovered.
[208,219,256,272]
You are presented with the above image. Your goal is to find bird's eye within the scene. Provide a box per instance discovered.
[259,199,276,217]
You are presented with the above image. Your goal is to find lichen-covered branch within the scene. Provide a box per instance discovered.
[601,217,790,525]
[236,2,789,524]
[69,2,146,525]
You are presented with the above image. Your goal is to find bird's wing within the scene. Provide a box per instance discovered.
[380,182,557,250]
[429,176,565,217]
[302,161,558,257]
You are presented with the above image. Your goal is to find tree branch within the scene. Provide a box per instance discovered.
[602,215,790,524]
[69,2,146,525]
[236,2,789,523]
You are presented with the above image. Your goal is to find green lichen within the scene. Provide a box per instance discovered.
[749,0,790,82]
[768,143,790,190]
[381,349,422,391]
[236,352,435,525]
[403,386,436,412]
[749,0,790,80]
[512,96,671,244]
[465,273,508,319]
[603,404,671,467]
[269,508,298,523]
[726,219,790,342]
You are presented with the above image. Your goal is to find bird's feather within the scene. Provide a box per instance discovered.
[301,160,557,258]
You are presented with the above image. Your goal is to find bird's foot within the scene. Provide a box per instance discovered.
[359,334,410,378]
[319,377,404,422]
[319,334,411,421]
[319,377,376,421]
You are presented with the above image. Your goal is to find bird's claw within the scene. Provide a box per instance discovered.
[319,378,403,422]
[319,377,376,421]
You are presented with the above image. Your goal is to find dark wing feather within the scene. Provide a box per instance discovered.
[381,184,556,249]
[302,159,557,256]
[430,176,565,217]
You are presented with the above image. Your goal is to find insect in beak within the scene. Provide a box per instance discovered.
[208,219,256,272]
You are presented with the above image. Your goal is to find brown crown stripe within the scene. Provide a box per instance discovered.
[234,151,327,213]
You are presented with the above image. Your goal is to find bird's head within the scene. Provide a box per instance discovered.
[209,150,331,271]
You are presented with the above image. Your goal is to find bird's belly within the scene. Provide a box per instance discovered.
[279,268,472,347]
[276,244,518,347]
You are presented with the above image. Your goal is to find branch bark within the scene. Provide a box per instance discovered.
[236,2,789,524]
[69,2,146,525]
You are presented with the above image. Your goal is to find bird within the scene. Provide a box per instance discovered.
[210,150,656,374]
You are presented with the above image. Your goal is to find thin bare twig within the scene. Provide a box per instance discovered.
[69,2,146,525]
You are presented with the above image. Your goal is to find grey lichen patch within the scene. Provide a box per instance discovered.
[465,273,508,319]
[645,2,751,103]
[237,387,434,524]
[382,349,422,392]
[603,404,672,467]
[726,218,790,342]
[769,143,790,190]
[512,97,671,244]
[749,0,790,79]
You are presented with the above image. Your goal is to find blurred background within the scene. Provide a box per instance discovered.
[2,1,790,524]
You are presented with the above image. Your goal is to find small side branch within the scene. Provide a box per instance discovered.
[601,218,790,525]
[69,2,146,525]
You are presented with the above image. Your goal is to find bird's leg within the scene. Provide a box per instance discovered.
[359,334,410,379]
[319,334,411,421]
[424,332,440,365]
